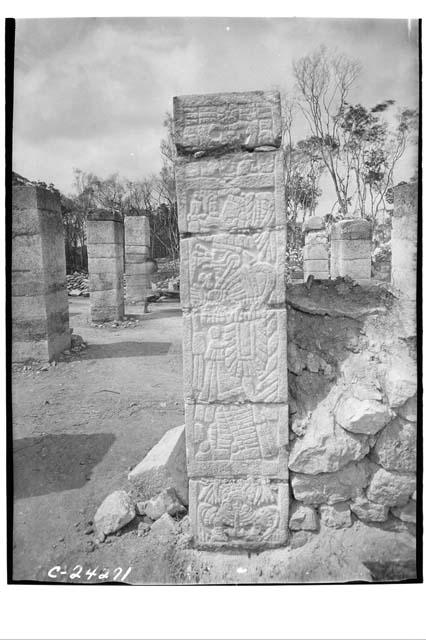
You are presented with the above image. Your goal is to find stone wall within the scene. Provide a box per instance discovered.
[124,214,152,304]
[12,182,71,362]
[330,219,372,283]
[87,210,124,322]
[286,280,417,538]
[302,216,329,281]
[174,90,289,549]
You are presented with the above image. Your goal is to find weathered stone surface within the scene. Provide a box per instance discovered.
[366,467,416,507]
[382,352,417,408]
[291,461,371,505]
[320,502,352,529]
[87,212,124,322]
[289,403,369,474]
[289,503,318,531]
[128,424,188,505]
[124,215,150,245]
[350,494,389,522]
[144,488,186,521]
[173,90,282,153]
[176,150,284,233]
[303,216,324,232]
[330,220,372,281]
[183,308,287,403]
[372,417,416,473]
[331,219,372,241]
[303,244,328,261]
[186,403,288,478]
[12,182,71,362]
[149,513,179,541]
[391,500,416,524]
[334,393,393,435]
[397,395,417,422]
[330,239,372,260]
[189,477,289,548]
[94,490,136,536]
[392,183,417,300]
[180,230,286,310]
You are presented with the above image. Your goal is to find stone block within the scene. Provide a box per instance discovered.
[125,262,153,276]
[337,259,371,280]
[173,90,282,154]
[391,500,416,524]
[289,402,370,474]
[372,417,416,473]
[86,218,124,245]
[289,503,318,531]
[366,466,416,507]
[124,215,150,245]
[88,256,124,274]
[331,238,372,260]
[12,234,43,273]
[350,495,389,522]
[331,219,372,241]
[89,271,124,292]
[176,150,284,233]
[189,477,289,548]
[303,258,329,275]
[128,424,188,505]
[382,352,417,408]
[125,248,150,263]
[334,393,394,435]
[303,244,328,261]
[303,216,324,232]
[182,308,287,403]
[291,461,371,505]
[88,243,124,260]
[319,502,352,528]
[90,288,124,322]
[186,403,288,478]
[180,230,286,309]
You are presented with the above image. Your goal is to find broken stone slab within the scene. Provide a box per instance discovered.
[128,424,188,505]
[334,393,394,435]
[291,461,371,505]
[320,502,352,529]
[371,417,416,473]
[144,488,187,521]
[289,402,370,474]
[366,466,416,507]
[391,500,416,524]
[94,490,136,536]
[289,503,318,531]
[349,494,389,522]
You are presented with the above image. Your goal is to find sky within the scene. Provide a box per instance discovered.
[12,17,419,212]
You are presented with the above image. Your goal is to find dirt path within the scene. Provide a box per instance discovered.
[12,297,184,582]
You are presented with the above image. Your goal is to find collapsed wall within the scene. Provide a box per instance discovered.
[286,279,417,534]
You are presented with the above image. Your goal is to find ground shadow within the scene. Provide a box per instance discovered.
[13,432,116,499]
[363,560,417,582]
[81,341,171,360]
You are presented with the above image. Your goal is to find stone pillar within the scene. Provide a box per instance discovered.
[392,183,417,301]
[330,219,372,283]
[87,210,124,322]
[174,90,289,549]
[12,181,71,362]
[302,216,329,281]
[124,214,151,305]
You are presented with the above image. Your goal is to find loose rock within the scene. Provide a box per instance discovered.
[289,503,318,531]
[372,417,416,473]
[94,490,136,536]
[366,467,416,507]
[320,502,352,529]
[350,494,389,522]
[334,394,393,435]
[144,487,186,521]
[391,500,416,524]
[291,461,371,505]
[382,352,417,408]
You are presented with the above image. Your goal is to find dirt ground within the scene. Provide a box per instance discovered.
[12,296,416,585]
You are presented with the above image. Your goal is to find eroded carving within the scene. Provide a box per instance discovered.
[180,231,285,309]
[186,403,288,477]
[176,151,284,232]
[183,308,286,402]
[190,477,289,548]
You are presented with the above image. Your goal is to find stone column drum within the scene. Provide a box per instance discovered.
[87,210,124,322]
[302,216,329,281]
[12,181,71,362]
[124,214,151,304]
[392,183,417,301]
[330,219,372,283]
[174,90,289,549]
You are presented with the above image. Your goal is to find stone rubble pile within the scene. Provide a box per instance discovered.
[67,272,89,296]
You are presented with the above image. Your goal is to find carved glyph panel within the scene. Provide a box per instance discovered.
[186,403,288,478]
[183,308,287,403]
[180,230,285,309]
[173,91,282,153]
[176,150,284,233]
[189,477,289,548]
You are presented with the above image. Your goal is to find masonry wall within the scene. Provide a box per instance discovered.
[286,280,417,538]
[174,90,289,549]
[12,183,71,362]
